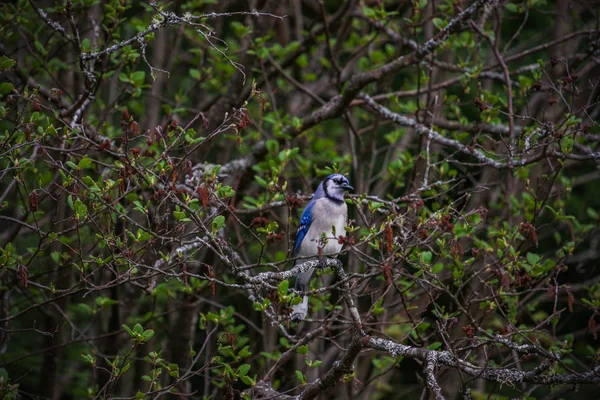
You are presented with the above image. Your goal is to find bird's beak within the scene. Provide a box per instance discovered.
[341,183,354,191]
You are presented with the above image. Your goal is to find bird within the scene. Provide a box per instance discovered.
[290,173,354,321]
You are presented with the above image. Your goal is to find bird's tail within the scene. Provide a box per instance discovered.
[291,266,314,321]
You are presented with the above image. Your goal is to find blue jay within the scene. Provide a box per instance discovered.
[291,173,353,321]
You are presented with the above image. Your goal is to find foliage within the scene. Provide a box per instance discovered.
[1,0,599,398]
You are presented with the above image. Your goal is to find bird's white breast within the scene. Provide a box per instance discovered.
[297,198,347,257]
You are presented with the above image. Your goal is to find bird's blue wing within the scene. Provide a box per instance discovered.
[293,200,315,257]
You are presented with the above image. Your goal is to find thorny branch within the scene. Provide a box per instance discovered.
[2,0,600,398]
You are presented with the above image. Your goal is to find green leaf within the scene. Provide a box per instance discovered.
[212,215,225,231]
[78,155,92,170]
[51,251,61,264]
[420,251,433,264]
[527,252,540,265]
[372,298,385,316]
[131,71,145,85]
[142,330,154,342]
[217,185,235,199]
[82,176,95,186]
[560,136,573,153]
[238,346,252,358]
[255,175,267,187]
[74,199,88,220]
[167,363,179,377]
[432,263,444,274]
[432,18,447,29]
[82,38,91,52]
[206,311,219,323]
[278,280,289,296]
[265,139,279,154]
[81,353,95,365]
[241,375,255,386]
[123,324,134,338]
[173,210,188,221]
[362,6,376,18]
[0,82,14,96]
[0,56,16,70]
[427,341,442,350]
[296,345,308,355]
[189,68,201,80]
[34,40,47,56]
[237,364,251,377]
[121,362,131,375]
[295,370,306,384]
[133,323,143,335]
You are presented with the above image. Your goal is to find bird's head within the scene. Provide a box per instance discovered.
[321,173,353,201]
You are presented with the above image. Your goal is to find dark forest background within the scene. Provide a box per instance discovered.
[1,0,600,399]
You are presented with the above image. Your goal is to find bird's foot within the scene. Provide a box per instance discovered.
[317,258,328,270]
[317,257,342,270]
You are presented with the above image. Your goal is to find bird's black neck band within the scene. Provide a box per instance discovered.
[326,195,345,205]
